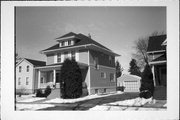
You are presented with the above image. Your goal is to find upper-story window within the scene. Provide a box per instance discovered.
[94,57,99,69]
[57,53,61,63]
[27,65,29,72]
[64,52,69,60]
[109,56,112,65]
[19,66,22,72]
[18,77,21,85]
[71,51,76,60]
[68,40,71,46]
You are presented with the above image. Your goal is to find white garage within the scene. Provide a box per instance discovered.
[117,74,141,92]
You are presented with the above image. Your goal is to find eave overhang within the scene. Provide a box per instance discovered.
[41,44,120,57]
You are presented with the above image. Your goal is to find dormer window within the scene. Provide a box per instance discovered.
[59,40,75,47]
[62,41,65,47]
[71,40,74,45]
[68,40,71,46]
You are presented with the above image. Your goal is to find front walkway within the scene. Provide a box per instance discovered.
[15,92,167,111]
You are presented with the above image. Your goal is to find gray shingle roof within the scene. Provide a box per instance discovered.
[42,32,111,52]
[147,35,166,52]
[25,58,46,66]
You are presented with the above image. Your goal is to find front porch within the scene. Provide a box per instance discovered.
[34,63,89,91]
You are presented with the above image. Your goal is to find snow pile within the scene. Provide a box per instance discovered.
[89,105,110,111]
[163,103,167,107]
[16,94,36,102]
[106,97,153,107]
[18,97,46,103]
[16,104,55,111]
[44,92,123,104]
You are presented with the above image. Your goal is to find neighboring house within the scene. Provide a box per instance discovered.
[147,35,167,87]
[16,58,46,94]
[34,32,120,95]
[117,74,141,92]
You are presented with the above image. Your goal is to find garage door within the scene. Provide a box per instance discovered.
[123,80,140,92]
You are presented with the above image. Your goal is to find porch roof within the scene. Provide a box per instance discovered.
[35,62,88,71]
[149,55,166,65]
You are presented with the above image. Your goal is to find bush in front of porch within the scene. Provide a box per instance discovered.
[60,59,83,99]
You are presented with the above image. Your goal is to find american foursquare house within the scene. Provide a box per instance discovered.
[16,32,120,95]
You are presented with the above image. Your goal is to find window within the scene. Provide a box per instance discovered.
[109,56,112,64]
[110,73,115,82]
[64,52,69,60]
[94,57,99,69]
[19,66,22,72]
[26,77,29,85]
[68,40,71,46]
[101,72,106,79]
[57,53,61,63]
[71,40,74,45]
[71,51,76,60]
[27,65,29,72]
[95,89,98,94]
[18,77,21,85]
[40,77,44,83]
[61,41,65,47]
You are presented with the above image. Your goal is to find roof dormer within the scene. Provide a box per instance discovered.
[59,40,75,47]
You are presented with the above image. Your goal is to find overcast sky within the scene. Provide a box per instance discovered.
[16,7,166,73]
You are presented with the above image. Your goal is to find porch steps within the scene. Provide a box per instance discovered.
[47,89,61,99]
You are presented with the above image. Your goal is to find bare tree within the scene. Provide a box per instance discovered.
[132,31,166,70]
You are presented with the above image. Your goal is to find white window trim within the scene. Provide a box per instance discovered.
[76,50,79,61]
[54,54,57,63]
[26,77,29,85]
[110,73,115,82]
[101,72,106,79]
[57,53,61,63]
[18,77,21,85]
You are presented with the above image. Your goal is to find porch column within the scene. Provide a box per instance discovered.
[53,70,56,84]
[38,70,41,88]
[152,65,156,86]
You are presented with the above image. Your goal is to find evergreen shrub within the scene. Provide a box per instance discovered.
[60,59,82,99]
[139,64,154,98]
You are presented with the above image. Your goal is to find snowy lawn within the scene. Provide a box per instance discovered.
[16,94,46,102]
[44,91,123,104]
[89,97,166,111]
[16,104,55,111]
[107,97,154,107]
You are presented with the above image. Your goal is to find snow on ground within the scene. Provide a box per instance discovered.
[16,104,55,111]
[89,105,110,111]
[18,97,46,102]
[163,103,167,107]
[16,94,36,102]
[108,97,153,106]
[89,97,160,111]
[44,91,123,104]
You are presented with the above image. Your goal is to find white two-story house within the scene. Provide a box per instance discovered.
[16,58,46,94]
